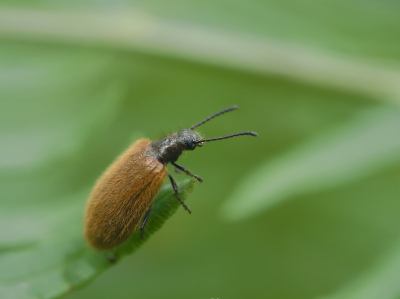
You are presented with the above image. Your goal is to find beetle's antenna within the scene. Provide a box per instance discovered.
[194,131,258,143]
[190,106,238,130]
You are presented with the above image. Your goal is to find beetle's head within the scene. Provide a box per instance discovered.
[176,129,203,151]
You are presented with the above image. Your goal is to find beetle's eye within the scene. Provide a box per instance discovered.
[188,139,195,149]
[183,138,197,150]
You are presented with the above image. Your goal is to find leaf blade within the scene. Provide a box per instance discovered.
[0,8,399,100]
[323,238,400,299]
[0,179,195,299]
[222,106,400,221]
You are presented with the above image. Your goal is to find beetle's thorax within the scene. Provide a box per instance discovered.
[150,129,202,164]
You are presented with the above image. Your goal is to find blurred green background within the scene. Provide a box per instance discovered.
[1,1,400,299]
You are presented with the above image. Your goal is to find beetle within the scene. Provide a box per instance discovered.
[84,106,257,250]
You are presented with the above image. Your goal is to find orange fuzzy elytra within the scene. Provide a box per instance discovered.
[84,106,257,250]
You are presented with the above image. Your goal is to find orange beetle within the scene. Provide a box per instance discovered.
[84,106,257,250]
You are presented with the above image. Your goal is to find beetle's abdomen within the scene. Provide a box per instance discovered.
[84,139,167,250]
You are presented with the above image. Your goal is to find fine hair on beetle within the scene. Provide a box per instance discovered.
[84,106,257,250]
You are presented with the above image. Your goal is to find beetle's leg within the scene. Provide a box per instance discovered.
[140,204,152,238]
[168,173,191,214]
[171,162,203,182]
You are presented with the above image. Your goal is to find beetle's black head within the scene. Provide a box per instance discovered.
[176,129,203,150]
[150,129,203,164]
[150,106,257,164]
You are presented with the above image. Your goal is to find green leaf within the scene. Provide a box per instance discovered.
[0,9,399,102]
[221,106,400,221]
[323,238,400,299]
[0,179,195,299]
